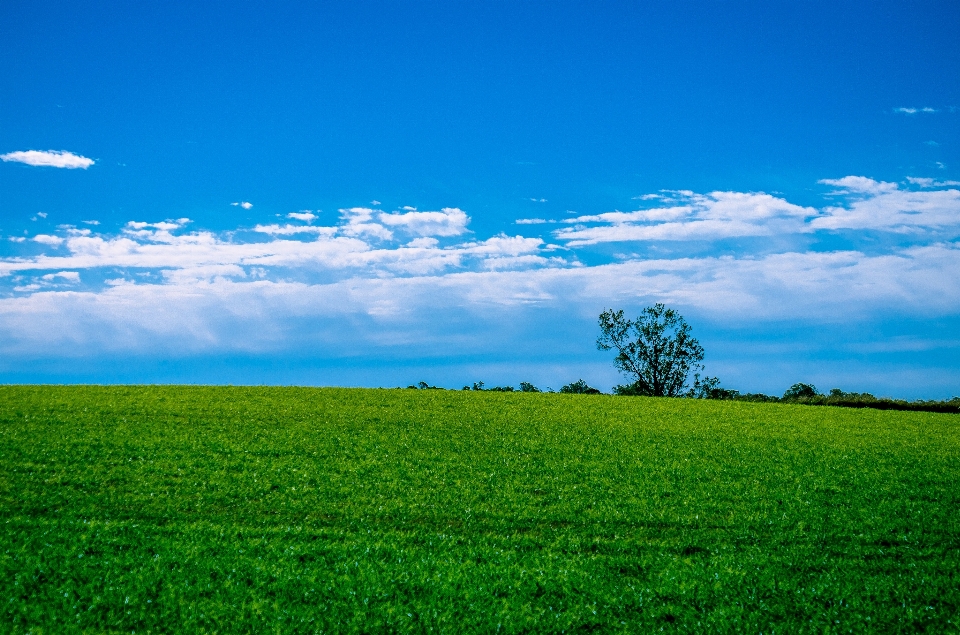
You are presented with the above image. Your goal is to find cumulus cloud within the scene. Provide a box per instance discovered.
[231,202,253,209]
[41,271,80,283]
[286,211,317,222]
[0,150,94,169]
[378,207,470,237]
[33,234,65,246]
[818,176,899,194]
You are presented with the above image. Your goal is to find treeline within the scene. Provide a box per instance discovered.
[406,380,960,414]
[406,380,601,394]
[708,383,960,414]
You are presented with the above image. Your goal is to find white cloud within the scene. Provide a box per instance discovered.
[0,150,94,169]
[377,207,469,237]
[339,207,394,241]
[894,107,936,115]
[231,201,253,209]
[812,178,960,232]
[516,218,550,225]
[407,237,439,248]
[2,243,958,360]
[818,176,899,194]
[254,224,338,236]
[37,212,48,219]
[41,271,80,283]
[82,220,100,225]
[907,177,960,187]
[555,192,816,245]
[286,211,317,222]
[548,178,960,246]
[3,179,960,366]
[33,235,65,246]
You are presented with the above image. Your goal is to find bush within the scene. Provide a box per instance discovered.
[464,381,515,392]
[782,383,819,401]
[409,381,443,390]
[519,382,541,393]
[560,380,601,394]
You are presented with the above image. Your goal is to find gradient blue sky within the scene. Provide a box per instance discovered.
[2,1,959,397]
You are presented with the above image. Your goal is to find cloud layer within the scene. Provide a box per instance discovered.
[2,177,959,376]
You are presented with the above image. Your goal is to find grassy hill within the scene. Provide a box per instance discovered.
[2,386,958,633]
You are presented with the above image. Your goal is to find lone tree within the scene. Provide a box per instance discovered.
[597,304,708,397]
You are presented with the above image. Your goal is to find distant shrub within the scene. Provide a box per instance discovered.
[560,380,601,394]
[465,381,515,392]
[613,381,647,396]
[724,386,960,413]
[519,382,541,393]
[734,393,781,403]
[409,381,444,390]
[782,383,819,401]
[687,375,741,399]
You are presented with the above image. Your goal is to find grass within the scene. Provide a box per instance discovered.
[1,385,959,633]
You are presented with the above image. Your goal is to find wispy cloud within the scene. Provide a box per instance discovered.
[542,178,960,246]
[894,107,937,114]
[0,150,94,169]
[231,201,253,210]
[554,191,816,246]
[907,177,960,187]
[813,177,960,232]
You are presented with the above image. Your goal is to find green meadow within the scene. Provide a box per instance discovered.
[1,386,958,633]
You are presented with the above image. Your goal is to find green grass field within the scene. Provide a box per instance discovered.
[1,386,958,633]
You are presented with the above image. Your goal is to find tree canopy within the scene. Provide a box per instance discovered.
[597,304,708,397]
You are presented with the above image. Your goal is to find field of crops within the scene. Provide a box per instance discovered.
[1,386,958,633]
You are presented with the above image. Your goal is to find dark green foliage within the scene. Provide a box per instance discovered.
[719,386,960,414]
[782,383,819,401]
[467,381,516,392]
[795,390,960,414]
[558,379,601,394]
[2,386,959,633]
[597,305,706,397]
[613,381,645,396]
[733,392,782,403]
[408,381,444,390]
[519,382,541,393]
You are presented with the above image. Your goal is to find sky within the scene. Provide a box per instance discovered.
[1,1,959,397]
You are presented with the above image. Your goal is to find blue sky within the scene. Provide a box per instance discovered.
[2,1,959,397]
